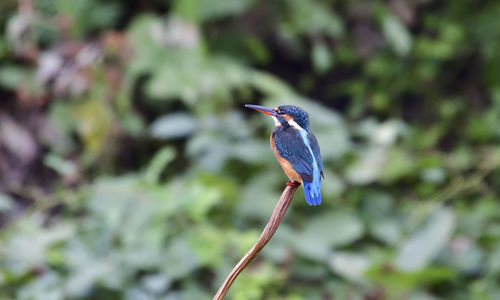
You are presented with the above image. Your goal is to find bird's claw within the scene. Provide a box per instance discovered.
[287,180,300,187]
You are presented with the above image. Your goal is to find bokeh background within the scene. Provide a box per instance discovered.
[1,0,500,299]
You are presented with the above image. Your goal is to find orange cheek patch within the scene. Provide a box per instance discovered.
[284,114,293,122]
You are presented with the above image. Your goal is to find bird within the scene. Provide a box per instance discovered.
[245,104,323,206]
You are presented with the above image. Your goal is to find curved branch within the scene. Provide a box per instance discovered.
[213,184,299,300]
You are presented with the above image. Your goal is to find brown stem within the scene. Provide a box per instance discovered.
[213,184,299,300]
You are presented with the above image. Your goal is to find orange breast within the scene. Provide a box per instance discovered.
[270,133,302,183]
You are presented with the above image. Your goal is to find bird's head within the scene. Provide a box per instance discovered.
[245,104,310,131]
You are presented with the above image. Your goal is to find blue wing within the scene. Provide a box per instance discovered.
[308,132,324,178]
[273,127,323,205]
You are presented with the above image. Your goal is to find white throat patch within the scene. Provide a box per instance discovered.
[288,119,303,131]
[271,116,281,127]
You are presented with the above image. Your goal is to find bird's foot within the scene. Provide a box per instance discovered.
[286,180,300,187]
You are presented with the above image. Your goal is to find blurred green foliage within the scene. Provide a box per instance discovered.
[1,0,500,299]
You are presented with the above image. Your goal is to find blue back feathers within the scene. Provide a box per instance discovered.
[297,129,322,206]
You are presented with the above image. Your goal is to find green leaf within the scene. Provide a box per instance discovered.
[43,154,78,177]
[162,238,199,279]
[143,147,176,183]
[141,273,171,294]
[312,41,333,74]
[250,72,294,97]
[329,251,371,283]
[199,0,258,20]
[187,226,225,268]
[0,66,31,90]
[395,207,456,271]
[284,0,343,37]
[367,264,455,298]
[383,14,412,56]
[0,66,43,94]
[293,211,364,261]
[371,219,402,245]
[150,113,198,139]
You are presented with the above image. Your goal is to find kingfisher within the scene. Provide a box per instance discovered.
[245,104,323,206]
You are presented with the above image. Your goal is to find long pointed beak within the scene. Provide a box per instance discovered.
[245,104,277,116]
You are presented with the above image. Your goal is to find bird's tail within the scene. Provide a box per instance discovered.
[303,180,321,206]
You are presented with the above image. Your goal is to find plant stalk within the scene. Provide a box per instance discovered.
[212,184,299,300]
